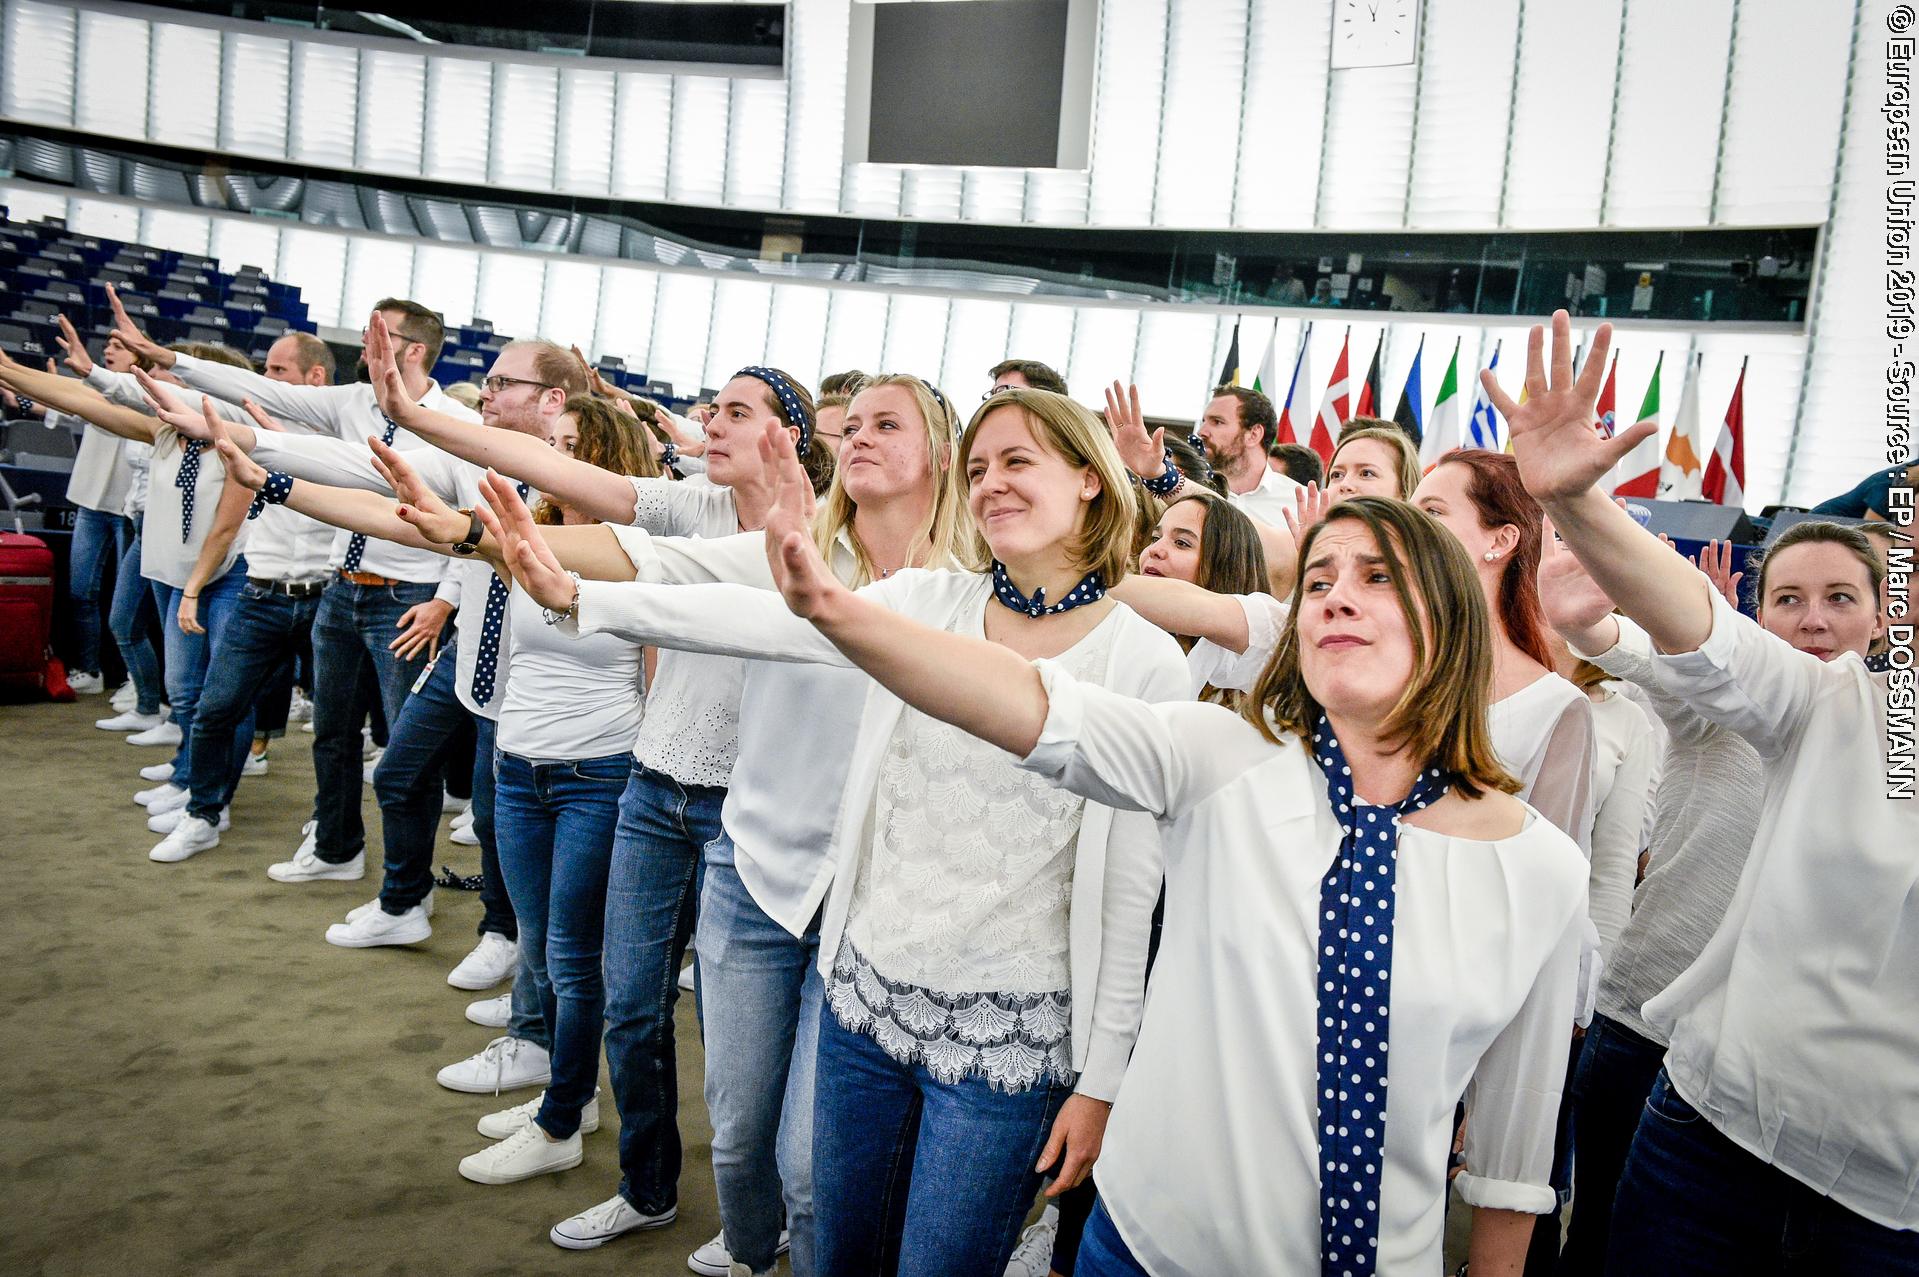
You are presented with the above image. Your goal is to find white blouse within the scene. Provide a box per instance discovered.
[1020,665,1587,1274]
[1584,688,1658,960]
[1640,589,1919,1231]
[139,427,244,591]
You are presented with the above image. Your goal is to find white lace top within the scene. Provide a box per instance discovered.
[828,607,1117,1093]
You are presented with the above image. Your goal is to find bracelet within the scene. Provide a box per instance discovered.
[1141,448,1182,496]
[182,592,199,600]
[661,441,680,469]
[541,570,584,626]
[451,508,485,556]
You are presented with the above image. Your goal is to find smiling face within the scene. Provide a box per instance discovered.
[1326,437,1403,501]
[963,404,1096,566]
[1138,498,1208,582]
[1293,517,1422,729]
[838,383,937,506]
[1758,540,1883,661]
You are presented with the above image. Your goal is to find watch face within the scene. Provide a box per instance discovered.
[1331,0,1419,69]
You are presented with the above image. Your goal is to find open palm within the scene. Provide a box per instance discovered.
[1482,310,1654,503]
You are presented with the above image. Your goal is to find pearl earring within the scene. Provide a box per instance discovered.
[1484,551,1496,561]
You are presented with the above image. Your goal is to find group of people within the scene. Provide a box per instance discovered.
[4,289,1912,1277]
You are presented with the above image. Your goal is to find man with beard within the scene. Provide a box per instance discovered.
[1195,384,1301,527]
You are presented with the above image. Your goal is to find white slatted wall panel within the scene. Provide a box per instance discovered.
[555,68,617,197]
[1605,0,1734,226]
[1714,6,1852,225]
[1503,0,1621,227]
[422,56,491,185]
[220,32,290,160]
[74,11,149,141]
[1405,0,1520,229]
[290,41,359,169]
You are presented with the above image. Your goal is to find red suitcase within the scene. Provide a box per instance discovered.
[0,529,59,694]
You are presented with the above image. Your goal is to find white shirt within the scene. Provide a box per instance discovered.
[138,426,243,590]
[598,523,867,938]
[621,475,750,787]
[62,414,132,515]
[1019,666,1588,1274]
[170,353,470,587]
[498,586,643,760]
[568,568,1187,1101]
[1584,687,1658,960]
[239,505,335,582]
[1640,590,1919,1230]
[1226,464,1304,529]
[248,431,497,714]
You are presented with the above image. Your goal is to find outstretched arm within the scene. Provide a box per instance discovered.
[1495,312,1714,654]
[0,352,157,443]
[1108,574,1255,649]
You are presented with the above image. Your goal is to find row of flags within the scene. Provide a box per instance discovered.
[1218,319,1748,508]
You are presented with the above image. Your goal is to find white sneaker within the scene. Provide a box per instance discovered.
[288,687,312,723]
[465,993,511,1028]
[458,1123,584,1185]
[443,790,468,815]
[68,670,104,694]
[451,806,476,830]
[296,820,317,856]
[449,822,480,846]
[324,903,430,948]
[138,761,175,783]
[301,718,314,734]
[346,889,433,921]
[148,805,228,835]
[111,680,137,712]
[549,1194,677,1251]
[678,962,696,993]
[267,848,365,883]
[146,784,190,816]
[135,782,186,809]
[1003,1208,1059,1277]
[447,932,519,991]
[98,709,164,733]
[242,751,269,777]
[437,1036,550,1094]
[362,725,379,758]
[127,721,182,747]
[149,814,221,863]
[477,1089,600,1139]
[688,1229,792,1277]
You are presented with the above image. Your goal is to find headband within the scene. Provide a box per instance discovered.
[735,366,814,453]
[914,376,957,431]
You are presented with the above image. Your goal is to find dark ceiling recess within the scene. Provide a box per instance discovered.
[135,2,785,67]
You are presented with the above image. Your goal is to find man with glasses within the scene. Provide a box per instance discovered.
[984,357,1068,399]
[106,292,473,904]
[210,325,588,1098]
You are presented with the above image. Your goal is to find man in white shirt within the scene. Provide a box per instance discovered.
[146,333,342,862]
[109,292,467,886]
[1195,384,1303,526]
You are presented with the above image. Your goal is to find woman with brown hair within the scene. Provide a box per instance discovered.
[747,471,1586,1275]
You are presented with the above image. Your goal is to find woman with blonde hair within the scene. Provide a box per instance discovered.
[742,471,1585,1274]
[487,386,1185,1276]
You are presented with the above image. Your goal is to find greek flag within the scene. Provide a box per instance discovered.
[1467,342,1502,450]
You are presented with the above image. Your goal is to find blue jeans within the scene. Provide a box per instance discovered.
[1075,1199,1152,1277]
[1606,1069,1919,1276]
[67,507,126,674]
[603,763,720,1216]
[492,750,630,1139]
[697,837,823,1277]
[184,581,320,823]
[109,533,163,714]
[156,562,251,788]
[309,577,436,865]
[813,1004,1070,1276]
[1557,1016,1668,1276]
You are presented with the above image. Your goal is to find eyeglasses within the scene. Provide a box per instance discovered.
[481,374,557,394]
[981,383,1017,403]
[360,327,421,348]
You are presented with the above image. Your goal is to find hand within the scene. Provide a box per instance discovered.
[104,284,172,367]
[1281,480,1335,545]
[1537,518,1617,636]
[1696,539,1744,608]
[390,598,454,661]
[1104,380,1166,478]
[1482,310,1654,504]
[203,400,269,491]
[53,315,94,377]
[241,398,287,433]
[475,470,576,611]
[177,592,204,636]
[569,344,620,400]
[754,421,844,621]
[371,437,472,546]
[134,367,216,441]
[363,310,417,427]
[1037,1094,1112,1196]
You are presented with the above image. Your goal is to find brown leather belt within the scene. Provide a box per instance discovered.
[338,569,401,587]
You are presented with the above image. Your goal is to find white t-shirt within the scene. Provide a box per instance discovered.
[497,586,643,761]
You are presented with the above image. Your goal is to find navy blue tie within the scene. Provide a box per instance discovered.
[173,441,204,542]
[1309,715,1453,1277]
[342,411,402,573]
[468,482,527,704]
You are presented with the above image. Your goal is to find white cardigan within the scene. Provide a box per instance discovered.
[567,568,1188,1100]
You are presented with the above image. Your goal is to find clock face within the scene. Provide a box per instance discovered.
[1330,0,1420,70]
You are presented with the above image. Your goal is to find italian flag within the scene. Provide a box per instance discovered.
[1420,338,1462,466]
[1611,354,1663,498]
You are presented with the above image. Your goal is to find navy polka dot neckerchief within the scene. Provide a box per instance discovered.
[341,411,403,573]
[1308,713,1454,1277]
[468,481,528,704]
[989,561,1105,618]
[172,440,205,542]
[247,471,294,520]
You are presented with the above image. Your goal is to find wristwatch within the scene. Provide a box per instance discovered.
[542,571,584,626]
[451,507,484,556]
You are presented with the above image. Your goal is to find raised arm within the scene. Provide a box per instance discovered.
[0,353,157,443]
[1496,312,1715,654]
[1108,574,1256,648]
